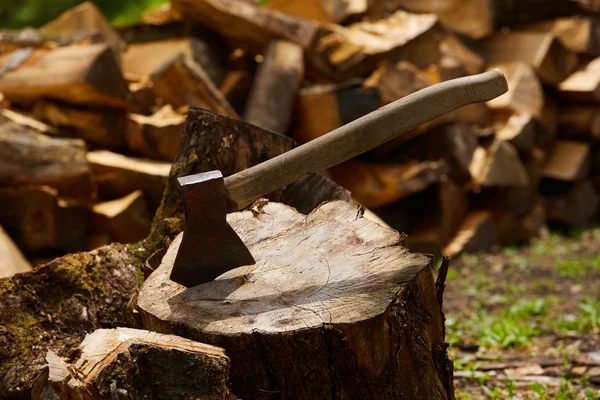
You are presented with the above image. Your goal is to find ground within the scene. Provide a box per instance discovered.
[442,226,600,399]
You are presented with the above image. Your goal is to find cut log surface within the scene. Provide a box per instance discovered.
[0,116,96,199]
[138,200,452,399]
[281,173,350,214]
[48,328,231,400]
[477,32,577,85]
[525,16,600,55]
[308,10,442,81]
[0,224,32,279]
[151,54,239,118]
[265,0,366,23]
[496,113,541,153]
[542,140,590,181]
[469,140,529,187]
[0,43,135,109]
[487,62,544,117]
[170,0,317,52]
[92,190,151,244]
[243,40,304,134]
[558,57,600,102]
[443,210,495,258]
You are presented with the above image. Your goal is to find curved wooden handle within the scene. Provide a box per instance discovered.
[225,69,508,211]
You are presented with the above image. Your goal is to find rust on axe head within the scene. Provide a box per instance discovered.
[169,170,255,287]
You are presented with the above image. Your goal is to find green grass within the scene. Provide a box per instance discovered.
[0,0,169,30]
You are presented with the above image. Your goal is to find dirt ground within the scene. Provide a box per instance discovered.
[441,225,600,399]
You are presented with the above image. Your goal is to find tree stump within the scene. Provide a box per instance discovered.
[138,200,453,400]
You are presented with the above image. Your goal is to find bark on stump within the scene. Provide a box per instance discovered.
[138,200,453,400]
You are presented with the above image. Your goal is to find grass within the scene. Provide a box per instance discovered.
[0,0,169,29]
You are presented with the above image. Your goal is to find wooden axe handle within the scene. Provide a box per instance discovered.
[225,69,508,211]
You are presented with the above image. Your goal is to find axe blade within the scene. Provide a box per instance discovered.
[170,171,255,287]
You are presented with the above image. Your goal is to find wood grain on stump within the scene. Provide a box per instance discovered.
[138,200,453,400]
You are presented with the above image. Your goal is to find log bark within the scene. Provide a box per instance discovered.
[92,190,152,244]
[150,54,239,118]
[0,28,99,52]
[138,200,453,400]
[125,105,186,161]
[48,328,232,400]
[0,186,90,254]
[243,40,304,134]
[170,0,317,53]
[31,100,128,150]
[0,116,96,200]
[0,224,32,279]
[0,44,135,110]
[307,10,443,81]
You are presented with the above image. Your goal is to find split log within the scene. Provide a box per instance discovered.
[392,0,579,39]
[0,224,32,279]
[243,40,304,134]
[31,100,128,149]
[128,79,157,112]
[125,105,185,161]
[443,211,496,258]
[440,34,485,76]
[328,159,448,209]
[307,10,443,81]
[0,28,99,52]
[486,62,544,118]
[92,190,152,244]
[122,37,226,85]
[170,0,317,53]
[558,57,600,102]
[557,105,600,142]
[0,107,61,137]
[469,140,529,188]
[138,201,453,400]
[524,16,600,55]
[40,1,125,64]
[495,113,543,153]
[48,328,231,400]
[150,54,239,118]
[363,61,432,106]
[0,116,96,199]
[281,173,350,214]
[219,69,254,115]
[0,43,135,110]
[476,32,578,85]
[292,79,380,144]
[493,203,546,245]
[0,186,89,253]
[542,140,591,181]
[542,180,599,226]
[265,0,367,23]
[87,150,171,209]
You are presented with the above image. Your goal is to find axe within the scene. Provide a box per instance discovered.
[170,69,508,287]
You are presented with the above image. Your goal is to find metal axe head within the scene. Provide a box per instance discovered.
[169,170,255,287]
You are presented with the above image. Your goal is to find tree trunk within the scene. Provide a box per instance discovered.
[138,200,454,400]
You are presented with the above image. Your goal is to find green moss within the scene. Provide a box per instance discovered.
[0,279,15,297]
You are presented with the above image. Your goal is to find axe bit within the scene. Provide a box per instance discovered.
[170,69,508,287]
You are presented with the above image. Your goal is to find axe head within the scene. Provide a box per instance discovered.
[170,170,256,287]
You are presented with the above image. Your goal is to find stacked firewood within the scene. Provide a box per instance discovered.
[1,0,600,277]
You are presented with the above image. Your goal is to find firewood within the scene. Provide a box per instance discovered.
[487,62,544,117]
[0,186,89,253]
[542,140,591,181]
[469,139,529,187]
[265,0,366,23]
[0,116,96,199]
[0,28,100,52]
[394,0,579,39]
[328,159,448,209]
[170,0,317,52]
[307,10,443,81]
[40,1,125,63]
[31,100,128,149]
[477,31,578,85]
[543,180,599,226]
[125,105,185,161]
[0,44,135,110]
[495,113,543,153]
[557,105,600,142]
[292,79,380,144]
[0,107,61,137]
[443,211,496,258]
[91,190,151,244]
[48,328,231,400]
[493,203,546,245]
[138,200,453,400]
[0,224,32,279]
[525,17,600,55]
[87,150,171,209]
[440,34,485,76]
[243,40,304,134]
[122,37,226,85]
[128,79,157,112]
[281,173,350,214]
[558,57,600,102]
[150,54,239,118]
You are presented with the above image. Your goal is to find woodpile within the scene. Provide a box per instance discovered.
[2,0,600,397]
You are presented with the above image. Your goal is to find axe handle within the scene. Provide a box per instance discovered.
[225,69,508,211]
